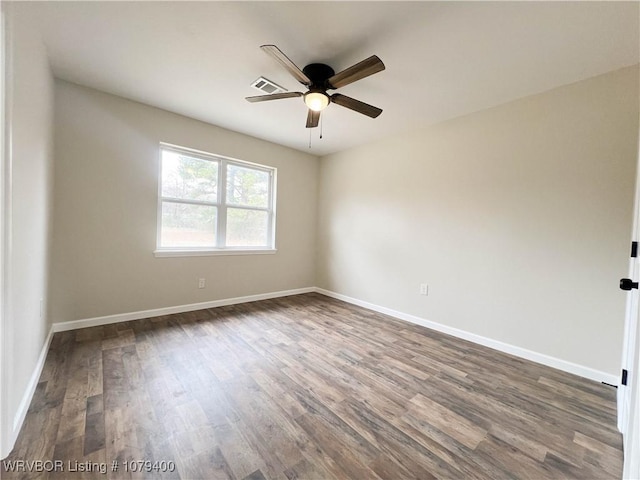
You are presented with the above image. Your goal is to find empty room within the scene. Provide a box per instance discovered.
[1,1,640,479]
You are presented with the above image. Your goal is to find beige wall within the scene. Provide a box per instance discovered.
[317,66,639,377]
[51,67,640,378]
[2,3,54,457]
[50,81,318,323]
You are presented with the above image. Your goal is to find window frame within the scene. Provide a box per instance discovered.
[154,143,277,257]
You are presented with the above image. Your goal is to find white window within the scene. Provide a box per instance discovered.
[155,144,276,257]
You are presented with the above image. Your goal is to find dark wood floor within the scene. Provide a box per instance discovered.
[2,293,622,479]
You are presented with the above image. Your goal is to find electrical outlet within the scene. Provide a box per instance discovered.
[420,284,429,296]
[198,278,206,289]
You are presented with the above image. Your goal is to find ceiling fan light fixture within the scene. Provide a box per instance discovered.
[304,91,329,112]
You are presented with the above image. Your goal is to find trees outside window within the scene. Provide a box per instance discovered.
[157,145,275,253]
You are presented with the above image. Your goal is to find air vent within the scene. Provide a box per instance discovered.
[251,76,287,95]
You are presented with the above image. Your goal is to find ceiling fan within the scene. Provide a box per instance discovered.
[246,45,385,128]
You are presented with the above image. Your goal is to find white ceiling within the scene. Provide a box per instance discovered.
[19,1,640,156]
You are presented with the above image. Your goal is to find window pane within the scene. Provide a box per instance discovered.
[162,150,218,202]
[226,164,269,208]
[226,208,269,247]
[161,202,217,247]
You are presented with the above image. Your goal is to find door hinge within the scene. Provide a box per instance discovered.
[622,369,628,386]
[632,242,638,258]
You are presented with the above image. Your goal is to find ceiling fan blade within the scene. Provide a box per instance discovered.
[245,92,303,103]
[260,45,311,86]
[331,94,382,118]
[327,55,385,89]
[306,109,320,128]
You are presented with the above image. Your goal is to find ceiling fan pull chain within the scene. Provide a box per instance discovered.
[309,129,312,149]
[320,116,323,139]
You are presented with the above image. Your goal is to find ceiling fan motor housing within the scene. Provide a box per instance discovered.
[302,63,336,90]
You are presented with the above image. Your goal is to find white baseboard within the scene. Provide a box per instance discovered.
[4,326,54,458]
[52,287,316,333]
[315,288,618,385]
[50,284,616,385]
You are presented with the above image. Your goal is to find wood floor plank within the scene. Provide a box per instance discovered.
[407,393,488,450]
[1,293,622,479]
[475,434,559,480]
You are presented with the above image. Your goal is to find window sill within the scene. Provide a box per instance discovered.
[154,248,277,258]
